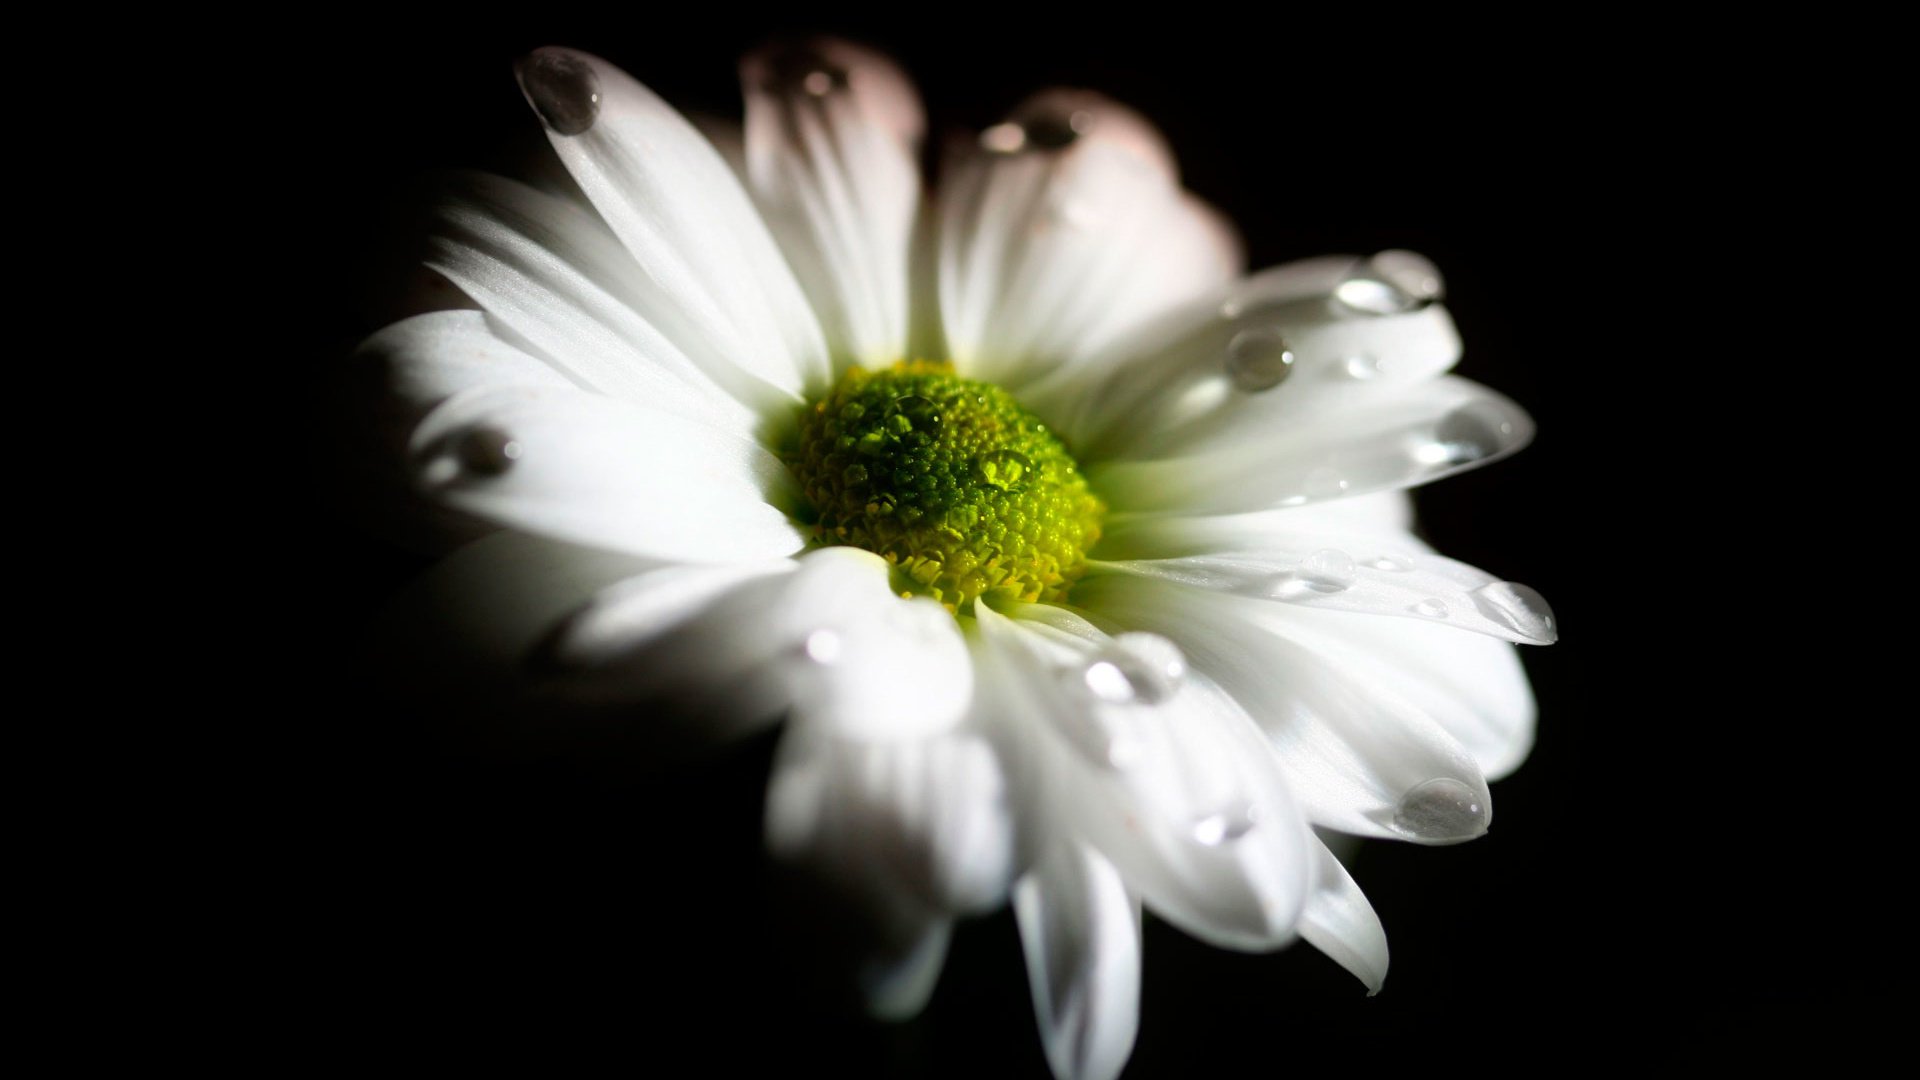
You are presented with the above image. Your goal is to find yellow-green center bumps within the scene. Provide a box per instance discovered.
[788,361,1106,611]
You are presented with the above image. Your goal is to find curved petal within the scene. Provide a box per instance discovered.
[1300,835,1389,994]
[974,603,1311,949]
[544,547,971,742]
[515,47,830,398]
[765,721,1016,917]
[409,382,806,563]
[1090,375,1534,516]
[1038,256,1465,464]
[1070,573,1494,844]
[353,309,574,445]
[1014,842,1141,1080]
[937,91,1239,389]
[427,172,790,426]
[742,39,923,367]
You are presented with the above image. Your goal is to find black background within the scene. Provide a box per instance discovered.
[267,11,1876,1072]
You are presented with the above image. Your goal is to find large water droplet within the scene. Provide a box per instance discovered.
[1080,633,1187,706]
[1333,250,1445,316]
[1224,328,1296,392]
[519,50,601,136]
[458,428,522,475]
[1192,802,1258,846]
[1427,400,1517,466]
[1392,778,1488,842]
[1470,581,1558,643]
[975,449,1033,490]
[1410,598,1449,619]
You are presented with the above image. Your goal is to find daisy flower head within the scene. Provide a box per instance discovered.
[358,37,1555,1080]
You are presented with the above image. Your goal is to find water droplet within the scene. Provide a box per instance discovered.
[1428,401,1517,466]
[842,463,869,485]
[1470,581,1558,643]
[1410,598,1449,619]
[1343,354,1386,380]
[1392,778,1488,842]
[804,629,843,664]
[756,44,849,97]
[458,428,521,475]
[980,122,1026,153]
[1224,328,1296,392]
[1304,467,1350,498]
[884,395,942,435]
[1366,554,1413,572]
[1333,250,1446,316]
[1080,633,1186,706]
[518,50,601,136]
[1300,548,1357,590]
[975,449,1033,490]
[1192,802,1258,846]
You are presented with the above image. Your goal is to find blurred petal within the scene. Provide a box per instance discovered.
[742,39,923,367]
[1015,843,1141,1080]
[938,91,1238,389]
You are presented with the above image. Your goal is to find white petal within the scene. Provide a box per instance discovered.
[1091,375,1534,516]
[858,917,952,1021]
[938,92,1239,389]
[516,47,830,398]
[765,722,1017,915]
[1258,598,1538,781]
[1091,534,1557,646]
[1070,573,1494,844]
[1300,835,1389,994]
[545,546,972,742]
[1014,843,1141,1080]
[974,603,1312,949]
[355,309,572,421]
[409,382,804,563]
[742,39,923,367]
[1043,257,1465,463]
[427,172,790,425]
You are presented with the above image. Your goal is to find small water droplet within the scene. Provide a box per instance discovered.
[1080,633,1186,706]
[757,44,849,97]
[1470,581,1558,643]
[1333,250,1446,316]
[1224,328,1296,392]
[1344,354,1386,380]
[1301,548,1357,590]
[1392,777,1488,842]
[803,629,843,664]
[980,122,1026,153]
[1192,802,1258,846]
[458,428,521,475]
[518,50,601,136]
[975,449,1033,490]
[842,463,869,485]
[884,394,942,435]
[1304,467,1350,498]
[1366,554,1413,572]
[1410,598,1449,619]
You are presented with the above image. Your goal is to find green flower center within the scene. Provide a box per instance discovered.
[787,361,1106,611]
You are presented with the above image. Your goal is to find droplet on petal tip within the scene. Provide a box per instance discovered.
[517,49,601,136]
[1391,778,1489,843]
[1471,581,1558,644]
[1334,250,1446,316]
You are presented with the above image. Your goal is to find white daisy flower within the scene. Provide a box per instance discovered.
[356,39,1555,1080]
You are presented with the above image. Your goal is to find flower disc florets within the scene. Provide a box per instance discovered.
[788,361,1105,611]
